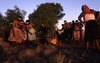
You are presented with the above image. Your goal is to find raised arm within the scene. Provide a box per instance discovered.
[78,12,84,23]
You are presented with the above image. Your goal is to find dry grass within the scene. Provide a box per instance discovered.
[0,38,100,63]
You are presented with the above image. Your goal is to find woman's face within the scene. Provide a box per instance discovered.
[81,5,90,13]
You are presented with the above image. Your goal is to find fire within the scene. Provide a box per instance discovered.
[50,36,57,44]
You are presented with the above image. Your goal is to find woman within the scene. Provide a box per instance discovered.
[78,5,99,50]
[8,16,26,45]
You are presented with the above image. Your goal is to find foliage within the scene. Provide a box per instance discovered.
[5,5,26,22]
[0,13,5,37]
[0,13,4,27]
[29,2,65,37]
[0,6,26,37]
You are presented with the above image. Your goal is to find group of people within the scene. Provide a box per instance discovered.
[55,5,100,50]
[7,16,36,46]
[2,5,100,50]
[56,20,84,45]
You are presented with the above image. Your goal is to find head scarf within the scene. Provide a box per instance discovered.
[82,5,90,13]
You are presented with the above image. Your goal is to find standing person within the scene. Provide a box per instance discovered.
[2,22,12,42]
[68,21,75,45]
[78,5,99,50]
[95,11,100,40]
[61,20,69,44]
[73,20,81,46]
[8,16,27,45]
[39,24,48,45]
[26,20,36,47]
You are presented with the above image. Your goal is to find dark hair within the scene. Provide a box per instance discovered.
[26,20,30,22]
[82,5,90,13]
[75,20,78,22]
[17,16,23,21]
[64,20,67,22]
[90,9,95,12]
[26,20,30,25]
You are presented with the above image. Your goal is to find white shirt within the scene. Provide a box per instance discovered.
[28,28,36,41]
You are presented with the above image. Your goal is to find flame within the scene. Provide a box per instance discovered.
[50,38,57,44]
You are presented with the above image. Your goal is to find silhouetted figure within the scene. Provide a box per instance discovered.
[61,22,69,44]
[2,27,10,42]
[39,24,48,45]
[78,5,99,50]
[56,30,62,43]
[68,20,75,44]
[94,11,100,40]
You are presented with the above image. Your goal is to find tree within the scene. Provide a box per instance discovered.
[0,13,4,26]
[5,5,26,22]
[0,13,5,37]
[0,6,26,37]
[29,2,65,37]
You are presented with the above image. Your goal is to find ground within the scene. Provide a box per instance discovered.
[0,38,100,63]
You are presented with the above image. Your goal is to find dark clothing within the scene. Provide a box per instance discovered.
[95,11,100,39]
[62,28,69,43]
[95,11,99,19]
[39,26,48,38]
[3,30,10,42]
[68,27,74,43]
[84,20,99,42]
[68,23,75,43]
[39,26,48,45]
[56,31,62,43]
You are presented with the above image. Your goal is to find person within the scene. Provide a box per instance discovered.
[39,24,48,45]
[26,20,36,47]
[73,20,80,46]
[61,21,69,44]
[8,16,27,45]
[2,25,11,42]
[95,11,100,40]
[68,21,75,44]
[55,26,62,44]
[78,5,99,50]
[93,10,100,22]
